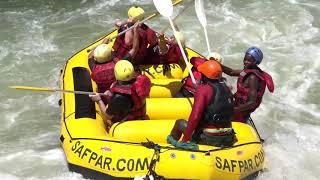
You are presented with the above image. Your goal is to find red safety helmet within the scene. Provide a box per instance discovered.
[197,60,222,79]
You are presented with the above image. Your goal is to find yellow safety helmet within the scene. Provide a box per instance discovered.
[114,60,135,81]
[174,31,186,47]
[128,6,145,21]
[207,52,223,63]
[93,44,112,63]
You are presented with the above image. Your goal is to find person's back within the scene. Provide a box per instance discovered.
[89,60,151,129]
[167,60,235,150]
[109,73,151,122]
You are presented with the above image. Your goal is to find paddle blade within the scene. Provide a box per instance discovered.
[9,86,55,92]
[153,0,173,17]
[195,0,207,27]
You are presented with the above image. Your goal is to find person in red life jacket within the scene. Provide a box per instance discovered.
[89,44,115,96]
[222,46,274,123]
[175,52,224,97]
[167,60,236,150]
[89,60,151,129]
[145,31,186,66]
[89,25,140,104]
[109,6,158,65]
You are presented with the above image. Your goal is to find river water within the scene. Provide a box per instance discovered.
[0,0,319,179]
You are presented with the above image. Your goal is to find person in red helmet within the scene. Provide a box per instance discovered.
[222,47,274,123]
[175,52,224,97]
[167,60,235,150]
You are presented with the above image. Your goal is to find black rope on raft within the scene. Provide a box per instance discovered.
[141,139,165,180]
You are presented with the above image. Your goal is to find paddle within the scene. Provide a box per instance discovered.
[153,0,196,85]
[160,0,194,33]
[87,0,184,53]
[195,0,211,55]
[9,86,106,96]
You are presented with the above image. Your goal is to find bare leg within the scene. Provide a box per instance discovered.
[169,119,187,140]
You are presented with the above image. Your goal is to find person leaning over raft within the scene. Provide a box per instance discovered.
[222,47,274,123]
[106,6,158,65]
[167,60,236,150]
[89,24,140,103]
[144,29,186,66]
[89,60,151,129]
[175,52,226,97]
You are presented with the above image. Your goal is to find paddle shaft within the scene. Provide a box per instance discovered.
[195,0,212,54]
[161,0,193,33]
[203,26,211,54]
[54,89,105,96]
[10,86,106,96]
[109,13,156,41]
[168,17,196,85]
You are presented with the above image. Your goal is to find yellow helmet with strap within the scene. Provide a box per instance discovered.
[174,31,186,47]
[128,6,145,21]
[207,52,223,63]
[114,60,135,81]
[93,44,112,63]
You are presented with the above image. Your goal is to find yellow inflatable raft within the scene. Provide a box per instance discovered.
[59,30,265,179]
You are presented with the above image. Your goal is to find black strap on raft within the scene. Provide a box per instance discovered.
[141,140,165,180]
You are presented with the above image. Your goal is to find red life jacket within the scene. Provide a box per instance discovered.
[90,61,116,93]
[110,75,151,121]
[112,24,157,65]
[146,42,182,64]
[234,69,274,112]
[112,25,131,60]
[166,43,182,64]
[182,57,207,93]
[134,24,157,64]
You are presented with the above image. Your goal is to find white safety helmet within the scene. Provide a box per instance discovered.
[93,44,112,63]
[207,52,223,63]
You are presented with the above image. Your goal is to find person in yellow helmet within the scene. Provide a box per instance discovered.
[167,60,235,150]
[89,60,151,128]
[110,6,158,65]
[89,25,140,104]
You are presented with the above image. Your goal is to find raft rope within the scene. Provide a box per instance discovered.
[141,140,165,180]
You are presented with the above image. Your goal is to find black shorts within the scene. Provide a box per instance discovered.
[179,120,236,147]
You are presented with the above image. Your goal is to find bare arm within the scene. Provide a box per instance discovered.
[124,25,134,46]
[234,74,259,112]
[128,24,140,57]
[88,50,94,60]
[157,33,169,55]
[89,94,113,128]
[221,64,241,76]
